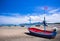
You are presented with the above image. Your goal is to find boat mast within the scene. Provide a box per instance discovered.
[29,16,31,27]
[29,16,31,25]
[43,6,47,32]
[43,16,46,32]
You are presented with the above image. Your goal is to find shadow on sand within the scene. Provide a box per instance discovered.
[25,32,54,39]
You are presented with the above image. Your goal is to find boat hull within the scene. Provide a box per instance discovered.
[28,28,57,39]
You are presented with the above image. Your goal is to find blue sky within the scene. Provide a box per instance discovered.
[0,0,60,15]
[0,0,60,24]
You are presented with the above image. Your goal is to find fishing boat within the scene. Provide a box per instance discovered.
[28,7,57,39]
[28,17,57,39]
[28,27,57,39]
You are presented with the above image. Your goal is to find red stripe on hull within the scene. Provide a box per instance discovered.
[28,28,53,34]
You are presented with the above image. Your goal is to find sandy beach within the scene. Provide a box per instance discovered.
[0,24,60,41]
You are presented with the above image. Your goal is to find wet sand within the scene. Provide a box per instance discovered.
[0,24,60,41]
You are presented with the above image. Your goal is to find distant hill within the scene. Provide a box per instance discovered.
[54,23,60,24]
[0,22,60,27]
[0,22,42,26]
[19,22,42,26]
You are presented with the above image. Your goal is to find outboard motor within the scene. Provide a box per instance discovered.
[53,28,56,32]
[53,27,57,32]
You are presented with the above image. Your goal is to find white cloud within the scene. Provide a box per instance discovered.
[0,13,60,24]
[45,13,60,23]
[0,16,29,24]
[49,9,59,13]
[0,7,60,24]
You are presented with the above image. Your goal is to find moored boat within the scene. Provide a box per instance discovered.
[28,7,57,38]
[28,17,57,39]
[28,27,57,39]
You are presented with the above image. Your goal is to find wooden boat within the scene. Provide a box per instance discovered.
[28,17,57,39]
[28,28,57,39]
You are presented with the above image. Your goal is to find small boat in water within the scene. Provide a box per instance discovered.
[28,17,57,39]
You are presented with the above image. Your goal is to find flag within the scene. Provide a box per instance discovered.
[44,6,48,10]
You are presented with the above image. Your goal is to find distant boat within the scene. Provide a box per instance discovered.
[28,17,57,39]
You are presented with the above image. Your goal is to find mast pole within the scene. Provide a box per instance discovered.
[44,17,46,32]
[29,16,31,25]
[44,6,47,32]
[29,16,31,28]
